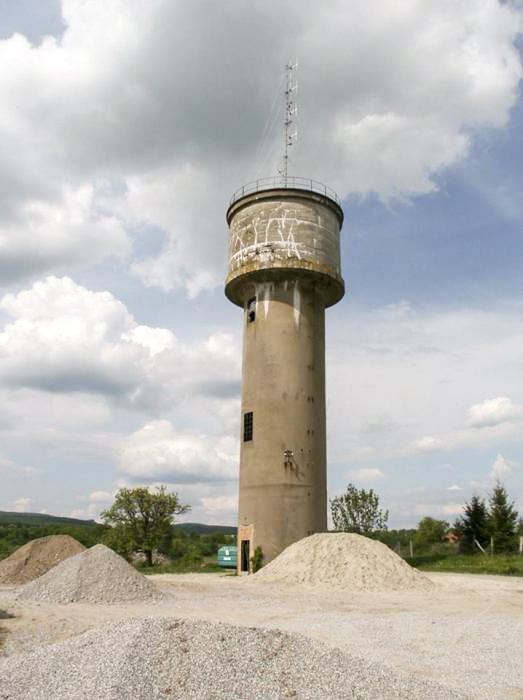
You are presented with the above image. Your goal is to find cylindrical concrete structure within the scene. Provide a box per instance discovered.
[225,183,344,570]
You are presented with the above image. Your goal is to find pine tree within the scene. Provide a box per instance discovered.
[487,483,518,553]
[454,495,489,554]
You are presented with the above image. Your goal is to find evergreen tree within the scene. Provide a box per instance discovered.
[454,496,489,554]
[487,483,518,553]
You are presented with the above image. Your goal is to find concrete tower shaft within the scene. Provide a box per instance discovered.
[225,184,344,570]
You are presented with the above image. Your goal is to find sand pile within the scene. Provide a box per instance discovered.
[0,535,85,585]
[0,616,465,699]
[250,533,432,591]
[16,544,164,604]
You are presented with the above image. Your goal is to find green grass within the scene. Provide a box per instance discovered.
[406,552,523,576]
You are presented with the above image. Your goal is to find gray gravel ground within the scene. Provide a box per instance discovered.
[1,572,521,698]
[16,544,165,604]
[271,609,523,700]
[0,616,469,700]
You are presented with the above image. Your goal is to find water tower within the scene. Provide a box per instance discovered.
[225,65,345,571]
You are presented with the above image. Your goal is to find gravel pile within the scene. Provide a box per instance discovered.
[250,533,432,591]
[0,616,467,699]
[16,544,164,604]
[0,535,85,585]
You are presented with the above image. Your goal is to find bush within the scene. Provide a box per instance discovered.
[250,546,264,573]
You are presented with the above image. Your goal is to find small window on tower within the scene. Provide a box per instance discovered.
[247,297,256,323]
[243,411,253,442]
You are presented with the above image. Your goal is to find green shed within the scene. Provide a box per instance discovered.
[217,545,237,569]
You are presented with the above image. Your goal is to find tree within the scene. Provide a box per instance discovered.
[414,517,449,548]
[454,495,489,554]
[101,486,190,566]
[487,483,518,553]
[330,483,388,535]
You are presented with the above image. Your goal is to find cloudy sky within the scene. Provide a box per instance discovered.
[1,0,522,527]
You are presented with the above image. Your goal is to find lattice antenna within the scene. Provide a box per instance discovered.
[279,61,298,181]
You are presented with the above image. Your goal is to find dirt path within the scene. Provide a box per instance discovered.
[1,572,522,699]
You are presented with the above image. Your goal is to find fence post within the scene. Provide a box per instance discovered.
[519,536,523,554]
[490,536,494,556]
[409,540,414,557]
[474,538,486,554]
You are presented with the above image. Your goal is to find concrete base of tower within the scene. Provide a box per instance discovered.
[238,483,327,567]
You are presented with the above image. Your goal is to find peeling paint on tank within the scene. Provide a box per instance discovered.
[255,281,272,319]
[293,281,301,329]
[228,207,331,272]
[263,283,273,318]
[229,239,306,270]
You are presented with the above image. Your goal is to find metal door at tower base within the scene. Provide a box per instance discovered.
[240,540,249,572]
[238,524,254,574]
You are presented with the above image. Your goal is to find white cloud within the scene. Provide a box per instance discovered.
[163,484,239,526]
[199,495,238,514]
[118,420,239,484]
[0,1,520,291]
[346,468,386,482]
[410,436,444,454]
[0,276,243,517]
[447,484,463,491]
[489,453,519,482]
[413,502,464,517]
[88,490,113,503]
[68,504,102,521]
[328,304,523,462]
[0,387,120,474]
[0,183,130,285]
[68,491,114,521]
[195,494,238,526]
[0,276,240,408]
[0,456,36,476]
[467,396,523,428]
[441,503,466,516]
[125,166,226,297]
[13,497,33,513]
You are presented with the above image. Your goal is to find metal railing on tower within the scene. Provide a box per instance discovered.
[229,176,341,207]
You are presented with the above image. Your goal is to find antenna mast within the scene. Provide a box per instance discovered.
[279,61,298,182]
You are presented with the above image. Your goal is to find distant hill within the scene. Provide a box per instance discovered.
[0,511,97,527]
[173,522,237,535]
[0,512,235,534]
